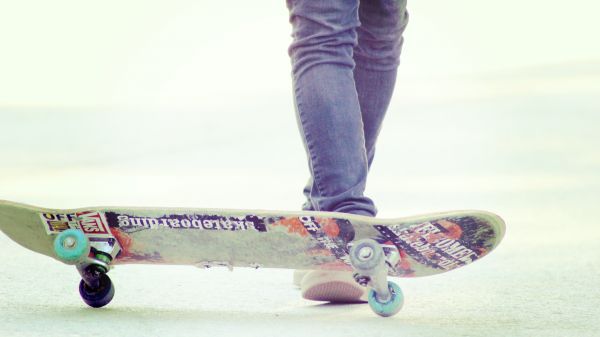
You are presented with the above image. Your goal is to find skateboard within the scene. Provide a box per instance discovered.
[0,199,505,317]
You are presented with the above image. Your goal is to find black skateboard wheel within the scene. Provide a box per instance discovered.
[79,273,115,308]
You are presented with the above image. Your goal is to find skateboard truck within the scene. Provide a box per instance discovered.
[53,229,120,308]
[349,239,404,317]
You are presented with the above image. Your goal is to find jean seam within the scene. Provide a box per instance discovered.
[294,81,323,212]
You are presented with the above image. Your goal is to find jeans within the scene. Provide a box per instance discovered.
[286,0,409,216]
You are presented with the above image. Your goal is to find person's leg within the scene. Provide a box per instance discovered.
[287,0,373,302]
[287,0,376,217]
[298,0,409,215]
[289,0,409,303]
[354,0,409,168]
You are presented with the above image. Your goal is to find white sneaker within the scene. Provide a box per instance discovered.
[294,270,368,303]
[293,269,310,288]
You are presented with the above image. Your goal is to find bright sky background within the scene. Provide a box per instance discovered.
[0,0,599,108]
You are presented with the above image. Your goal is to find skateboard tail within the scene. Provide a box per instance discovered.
[0,200,55,258]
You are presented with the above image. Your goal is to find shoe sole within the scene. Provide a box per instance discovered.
[302,280,367,303]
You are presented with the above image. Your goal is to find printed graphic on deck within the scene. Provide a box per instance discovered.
[374,216,495,273]
[299,216,352,265]
[77,211,110,234]
[104,212,268,233]
[270,215,358,270]
[40,213,76,233]
[39,211,109,235]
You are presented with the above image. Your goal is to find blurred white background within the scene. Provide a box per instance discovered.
[0,0,598,214]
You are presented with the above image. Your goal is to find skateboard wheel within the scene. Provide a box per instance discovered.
[53,229,90,264]
[79,273,115,308]
[368,281,404,317]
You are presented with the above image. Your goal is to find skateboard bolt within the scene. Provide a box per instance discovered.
[358,246,374,261]
[63,236,77,249]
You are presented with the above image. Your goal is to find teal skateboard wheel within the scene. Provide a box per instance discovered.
[53,229,90,264]
[368,281,404,317]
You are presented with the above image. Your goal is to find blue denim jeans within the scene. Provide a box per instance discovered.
[286,0,409,216]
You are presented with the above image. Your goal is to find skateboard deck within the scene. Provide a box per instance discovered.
[0,200,505,277]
